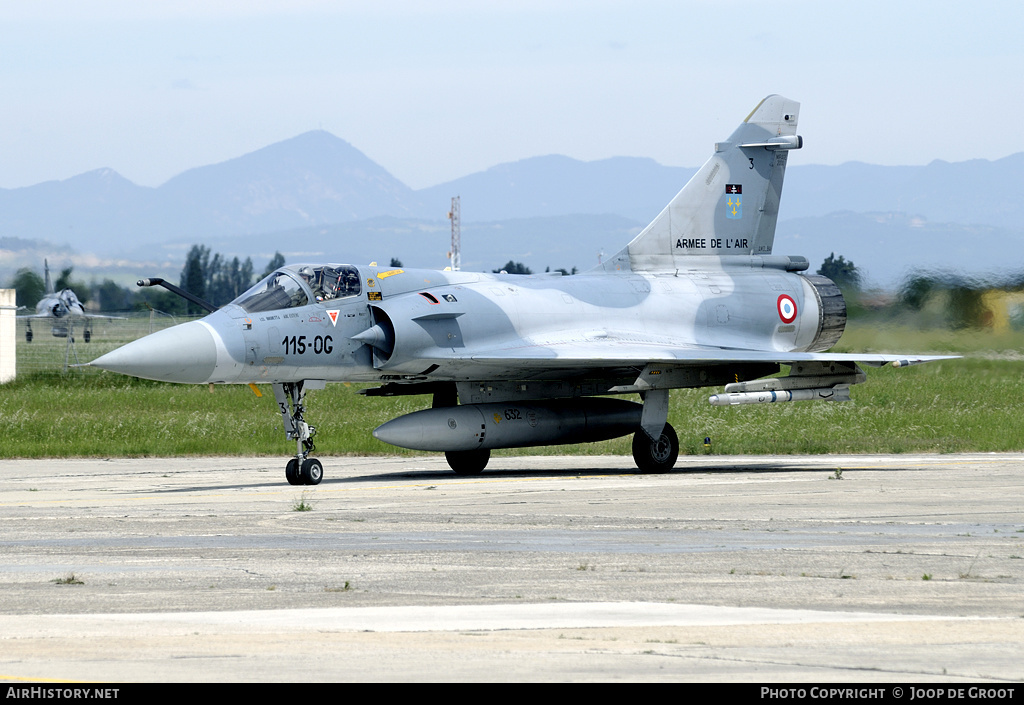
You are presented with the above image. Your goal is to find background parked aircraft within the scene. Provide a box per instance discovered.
[18,260,122,342]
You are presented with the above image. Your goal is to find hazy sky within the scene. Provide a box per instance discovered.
[2,0,1022,190]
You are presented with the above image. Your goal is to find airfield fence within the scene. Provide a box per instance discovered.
[12,312,204,376]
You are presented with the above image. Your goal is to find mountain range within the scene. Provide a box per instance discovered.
[2,130,1022,288]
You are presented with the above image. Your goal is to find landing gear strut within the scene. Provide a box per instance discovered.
[273,381,323,485]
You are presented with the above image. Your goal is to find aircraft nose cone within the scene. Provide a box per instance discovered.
[90,321,219,383]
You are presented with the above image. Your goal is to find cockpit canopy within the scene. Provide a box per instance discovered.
[233,264,362,313]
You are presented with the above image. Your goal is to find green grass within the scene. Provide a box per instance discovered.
[0,372,427,458]
[3,321,1024,458]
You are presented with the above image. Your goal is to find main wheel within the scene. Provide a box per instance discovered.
[84,330,91,343]
[285,458,302,485]
[445,448,490,475]
[631,423,679,473]
[300,457,324,485]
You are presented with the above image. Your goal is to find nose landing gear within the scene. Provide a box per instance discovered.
[274,381,324,485]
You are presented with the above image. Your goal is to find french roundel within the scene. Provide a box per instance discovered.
[777,294,797,324]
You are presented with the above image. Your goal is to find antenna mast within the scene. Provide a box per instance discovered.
[447,196,461,271]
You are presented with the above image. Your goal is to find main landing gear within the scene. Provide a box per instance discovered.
[632,389,679,473]
[631,423,679,473]
[273,381,323,485]
[445,448,490,476]
[442,425,678,475]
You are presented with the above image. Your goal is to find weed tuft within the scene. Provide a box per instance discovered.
[293,491,313,512]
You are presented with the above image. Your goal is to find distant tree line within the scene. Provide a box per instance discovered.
[9,269,47,309]
[178,245,277,314]
[8,265,92,309]
[492,261,578,276]
[817,252,862,293]
[6,251,586,315]
[11,244,1015,331]
[6,247,287,315]
[817,252,1024,330]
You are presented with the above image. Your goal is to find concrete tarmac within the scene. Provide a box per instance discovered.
[1,453,1022,682]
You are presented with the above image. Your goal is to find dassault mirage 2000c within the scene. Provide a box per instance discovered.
[90,96,954,485]
[19,260,122,343]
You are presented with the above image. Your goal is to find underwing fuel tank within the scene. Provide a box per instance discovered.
[373,398,643,452]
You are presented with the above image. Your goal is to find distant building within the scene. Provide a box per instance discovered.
[981,291,1024,333]
[0,289,15,383]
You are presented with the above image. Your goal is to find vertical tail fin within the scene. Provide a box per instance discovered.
[603,95,801,273]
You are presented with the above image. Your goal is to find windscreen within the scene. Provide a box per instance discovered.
[233,271,308,313]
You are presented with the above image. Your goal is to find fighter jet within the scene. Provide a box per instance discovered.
[19,260,121,342]
[91,96,955,485]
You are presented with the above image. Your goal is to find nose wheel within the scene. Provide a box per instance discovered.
[286,457,323,486]
[286,458,301,485]
[274,381,324,485]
